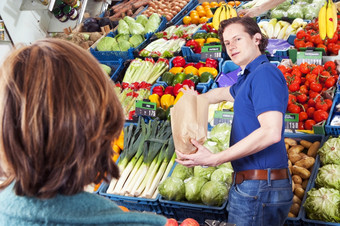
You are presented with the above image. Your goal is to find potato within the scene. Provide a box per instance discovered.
[288,159,292,168]
[295,187,305,199]
[293,195,302,205]
[288,212,296,218]
[288,153,302,164]
[307,141,320,158]
[290,203,300,216]
[301,180,308,190]
[291,165,311,179]
[295,157,315,169]
[285,143,290,151]
[291,180,295,191]
[285,138,297,146]
[294,183,302,191]
[292,175,302,184]
[288,145,305,155]
[299,152,308,159]
[300,140,312,148]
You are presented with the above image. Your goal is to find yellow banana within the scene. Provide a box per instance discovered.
[219,5,227,23]
[225,5,231,20]
[326,0,336,39]
[332,0,338,33]
[318,1,327,40]
[228,5,238,18]
[212,6,223,30]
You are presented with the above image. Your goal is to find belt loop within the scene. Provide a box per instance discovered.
[232,172,236,186]
[267,168,272,187]
[288,168,292,185]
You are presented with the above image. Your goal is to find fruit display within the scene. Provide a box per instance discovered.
[318,0,338,40]
[182,3,214,25]
[212,3,238,30]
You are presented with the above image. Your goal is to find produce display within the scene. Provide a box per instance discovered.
[182,3,215,25]
[212,3,238,30]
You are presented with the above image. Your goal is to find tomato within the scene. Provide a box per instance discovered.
[299,62,310,74]
[166,218,179,226]
[295,39,306,50]
[328,33,338,43]
[291,69,302,78]
[292,76,302,85]
[311,65,324,75]
[327,42,335,54]
[317,43,327,53]
[320,70,331,83]
[307,99,316,108]
[287,103,301,113]
[306,73,317,83]
[298,121,305,130]
[305,119,316,130]
[310,82,323,93]
[299,85,309,95]
[305,41,314,48]
[313,34,323,45]
[289,83,300,92]
[180,218,200,226]
[299,112,308,121]
[315,100,329,111]
[313,109,329,122]
[297,93,308,103]
[288,94,297,105]
[325,76,337,88]
[307,107,315,118]
[332,44,340,55]
[296,30,306,39]
[278,65,288,74]
[309,91,319,99]
[324,61,336,71]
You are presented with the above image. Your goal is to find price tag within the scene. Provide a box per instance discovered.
[135,100,156,117]
[297,50,322,65]
[201,44,222,60]
[213,110,234,125]
[285,113,299,131]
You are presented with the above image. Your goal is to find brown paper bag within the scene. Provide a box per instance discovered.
[170,94,209,154]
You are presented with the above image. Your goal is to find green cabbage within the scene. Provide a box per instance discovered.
[184,176,208,202]
[111,42,120,51]
[203,140,221,154]
[171,164,193,180]
[129,22,145,35]
[200,181,229,206]
[145,13,160,34]
[275,0,292,11]
[118,39,131,51]
[304,187,340,222]
[217,162,233,170]
[315,164,340,190]
[194,166,216,180]
[118,20,130,35]
[123,16,136,26]
[158,177,185,201]
[270,9,286,19]
[318,137,340,165]
[211,167,233,185]
[287,5,304,18]
[96,37,116,51]
[129,34,144,48]
[209,123,231,150]
[100,64,111,75]
[136,15,148,27]
[115,34,129,43]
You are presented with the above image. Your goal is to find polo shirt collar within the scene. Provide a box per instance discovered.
[239,54,268,76]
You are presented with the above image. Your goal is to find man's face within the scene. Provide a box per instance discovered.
[222,23,262,69]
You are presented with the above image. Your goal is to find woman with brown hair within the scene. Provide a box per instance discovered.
[0,39,167,225]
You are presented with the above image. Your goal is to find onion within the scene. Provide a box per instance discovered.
[165,15,172,21]
[148,2,156,8]
[173,6,181,13]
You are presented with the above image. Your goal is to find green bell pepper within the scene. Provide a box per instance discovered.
[200,72,214,83]
[162,72,175,85]
[172,72,186,86]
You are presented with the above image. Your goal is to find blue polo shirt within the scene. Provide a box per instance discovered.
[229,55,288,172]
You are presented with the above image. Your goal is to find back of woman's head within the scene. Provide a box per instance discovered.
[0,39,124,198]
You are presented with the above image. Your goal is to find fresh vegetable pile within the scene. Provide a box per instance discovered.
[279,61,338,130]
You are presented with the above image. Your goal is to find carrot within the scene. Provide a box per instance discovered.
[132,0,149,10]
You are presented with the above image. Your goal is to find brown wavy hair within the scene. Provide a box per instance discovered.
[218,16,268,54]
[0,39,124,198]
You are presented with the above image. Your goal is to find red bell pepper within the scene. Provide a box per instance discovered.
[152,85,164,97]
[184,63,196,68]
[173,83,183,96]
[122,82,129,89]
[194,62,205,69]
[186,40,201,54]
[172,56,186,67]
[182,79,195,88]
[205,58,218,69]
[164,86,174,96]
[128,110,136,120]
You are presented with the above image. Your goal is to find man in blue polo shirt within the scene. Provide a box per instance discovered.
[176,17,292,226]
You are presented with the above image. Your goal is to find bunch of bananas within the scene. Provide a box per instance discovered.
[212,3,238,30]
[318,0,338,40]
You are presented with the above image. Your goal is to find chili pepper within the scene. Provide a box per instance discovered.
[122,82,129,89]
[172,56,186,67]
[145,58,155,64]
[205,58,218,69]
[169,67,184,75]
[184,63,196,68]
[194,62,205,69]
[164,86,174,96]
[184,66,199,76]
[160,94,175,110]
[173,83,183,96]
[182,79,195,88]
[130,82,140,90]
[115,83,122,89]
[174,91,184,105]
[157,58,169,66]
[198,67,218,77]
[194,38,205,47]
[128,110,135,120]
[148,94,160,108]
[152,85,164,97]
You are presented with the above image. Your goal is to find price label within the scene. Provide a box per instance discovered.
[213,110,234,125]
[285,113,299,131]
[297,50,322,65]
[135,100,156,117]
[201,44,222,60]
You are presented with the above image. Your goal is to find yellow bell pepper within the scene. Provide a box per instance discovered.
[206,38,221,44]
[184,66,199,76]
[194,38,205,47]
[148,94,160,108]
[199,67,218,77]
[174,91,184,105]
[160,94,175,110]
[169,67,184,75]
[116,130,124,150]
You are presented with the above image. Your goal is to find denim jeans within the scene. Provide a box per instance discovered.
[227,170,293,226]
